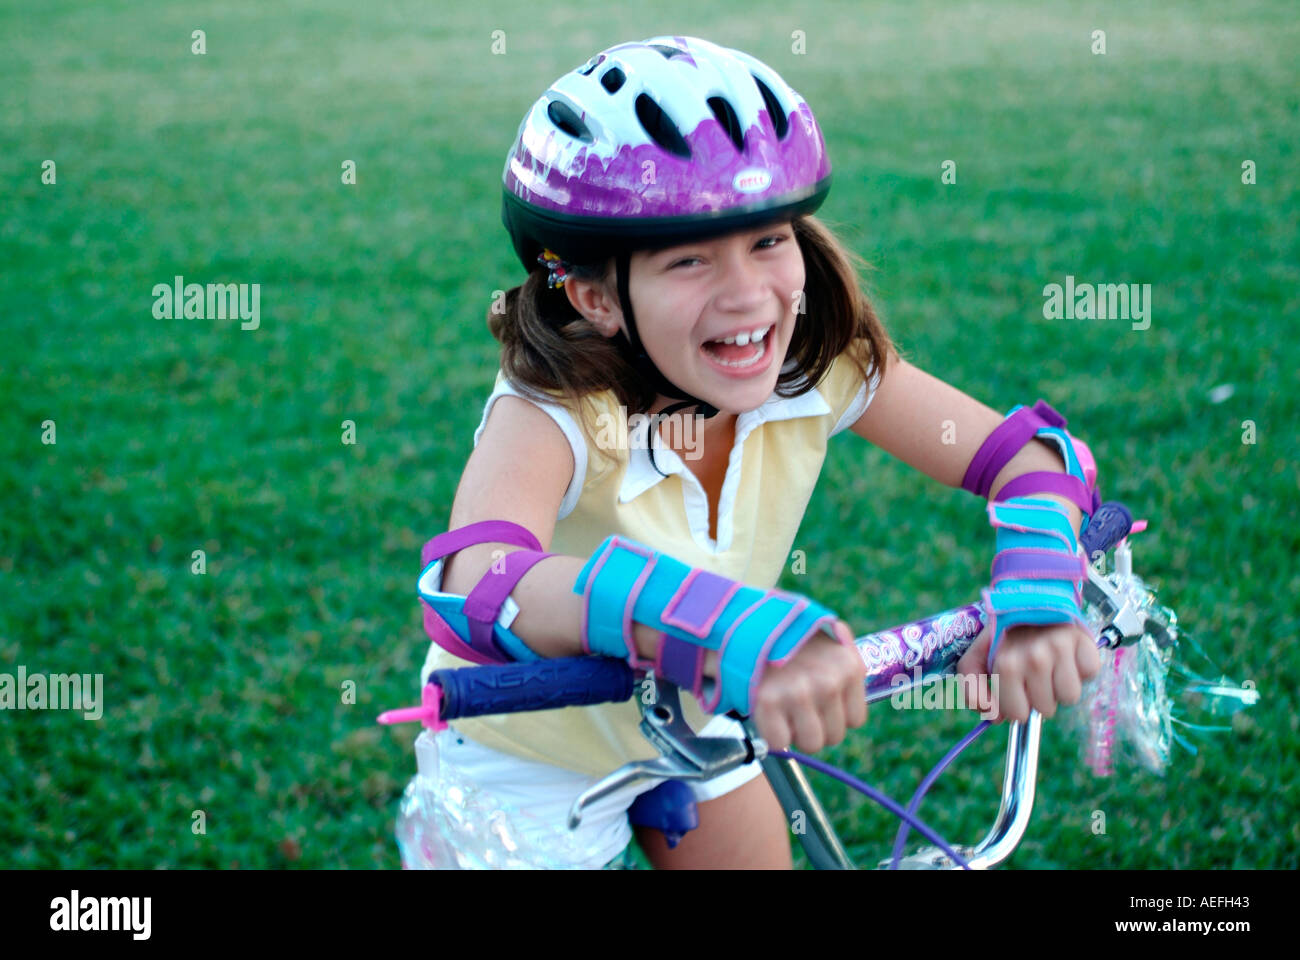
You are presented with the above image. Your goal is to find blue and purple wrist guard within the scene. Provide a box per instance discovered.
[981,497,1089,672]
[572,535,844,718]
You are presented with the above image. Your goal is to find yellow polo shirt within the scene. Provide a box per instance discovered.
[418,351,879,779]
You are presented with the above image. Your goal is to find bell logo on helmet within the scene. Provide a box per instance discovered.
[732,168,772,193]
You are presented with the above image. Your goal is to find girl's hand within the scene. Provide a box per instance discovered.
[750,619,868,753]
[956,621,1100,724]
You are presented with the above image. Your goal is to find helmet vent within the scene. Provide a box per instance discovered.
[752,75,789,140]
[546,100,593,142]
[577,54,603,76]
[600,67,626,94]
[707,96,745,153]
[649,43,686,59]
[635,94,691,158]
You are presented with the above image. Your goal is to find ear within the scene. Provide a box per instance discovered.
[564,273,623,338]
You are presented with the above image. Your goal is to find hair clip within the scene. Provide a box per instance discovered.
[537,248,571,289]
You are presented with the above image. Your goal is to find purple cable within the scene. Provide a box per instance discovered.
[888,719,992,870]
[878,620,1003,869]
[771,749,972,870]
[886,632,1113,869]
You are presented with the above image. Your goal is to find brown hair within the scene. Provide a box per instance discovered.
[485,214,895,469]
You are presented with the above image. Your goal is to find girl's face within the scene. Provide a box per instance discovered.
[583,220,806,416]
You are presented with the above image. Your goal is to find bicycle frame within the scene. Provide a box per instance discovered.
[748,710,1043,870]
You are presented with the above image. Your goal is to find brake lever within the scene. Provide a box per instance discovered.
[567,680,766,830]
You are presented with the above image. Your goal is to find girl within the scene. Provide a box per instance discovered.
[408,35,1101,869]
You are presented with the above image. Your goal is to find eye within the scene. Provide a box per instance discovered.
[668,234,788,269]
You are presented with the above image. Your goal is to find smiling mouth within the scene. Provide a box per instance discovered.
[701,324,775,368]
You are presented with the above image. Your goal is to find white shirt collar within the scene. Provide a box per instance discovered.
[618,360,831,504]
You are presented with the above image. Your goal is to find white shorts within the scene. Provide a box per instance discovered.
[409,712,765,869]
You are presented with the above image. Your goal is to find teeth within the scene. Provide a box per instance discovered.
[703,335,768,368]
[715,325,772,346]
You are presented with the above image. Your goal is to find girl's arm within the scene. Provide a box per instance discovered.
[440,394,707,666]
[447,532,862,752]
[441,392,866,750]
[846,353,1099,723]
[847,354,1083,535]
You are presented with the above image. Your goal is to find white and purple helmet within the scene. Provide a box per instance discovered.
[501,35,833,271]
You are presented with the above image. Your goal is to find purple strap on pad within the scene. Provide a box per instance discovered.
[962,403,1059,498]
[421,519,543,567]
[463,549,556,660]
[656,633,705,699]
[991,548,1087,583]
[993,471,1094,516]
[661,569,741,638]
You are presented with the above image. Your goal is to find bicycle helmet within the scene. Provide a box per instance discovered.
[501,35,833,421]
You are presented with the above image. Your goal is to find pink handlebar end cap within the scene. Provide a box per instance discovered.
[376,683,448,732]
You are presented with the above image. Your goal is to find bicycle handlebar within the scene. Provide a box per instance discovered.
[429,655,634,719]
[416,500,1136,725]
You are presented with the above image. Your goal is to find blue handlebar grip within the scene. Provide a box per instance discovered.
[1079,500,1134,558]
[429,657,636,720]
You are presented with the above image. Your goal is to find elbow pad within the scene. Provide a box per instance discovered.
[962,400,1101,524]
[418,520,555,665]
[572,535,846,718]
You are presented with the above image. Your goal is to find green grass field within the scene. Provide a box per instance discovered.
[2,0,1296,869]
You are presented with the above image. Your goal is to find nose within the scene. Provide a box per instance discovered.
[711,243,771,313]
